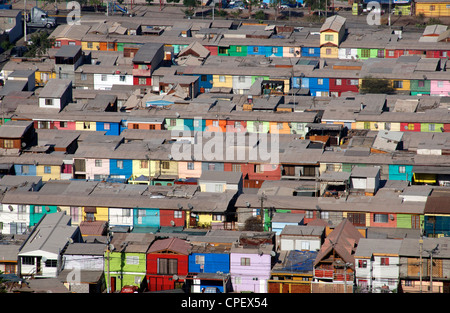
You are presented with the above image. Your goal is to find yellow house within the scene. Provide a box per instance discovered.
[36,165,61,181]
[81,40,101,51]
[320,15,346,59]
[150,160,178,178]
[390,79,410,93]
[75,121,96,131]
[83,206,109,222]
[129,159,151,185]
[213,74,233,89]
[415,0,450,17]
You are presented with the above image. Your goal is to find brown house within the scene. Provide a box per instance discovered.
[312,219,363,293]
[0,120,37,154]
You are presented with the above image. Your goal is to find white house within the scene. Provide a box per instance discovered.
[279,224,324,252]
[198,171,243,193]
[354,238,402,293]
[38,78,73,111]
[350,166,380,194]
[93,67,133,90]
[232,75,253,95]
[18,212,82,278]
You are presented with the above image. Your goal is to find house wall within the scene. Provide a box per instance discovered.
[36,165,61,181]
[280,237,321,251]
[110,159,133,179]
[188,253,230,274]
[109,207,133,227]
[230,252,271,293]
[430,80,450,96]
[93,73,133,90]
[133,208,160,228]
[415,2,450,17]
[85,158,110,180]
[178,161,202,179]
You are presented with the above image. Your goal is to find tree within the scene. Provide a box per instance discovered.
[244,216,264,231]
[269,0,281,20]
[182,0,199,17]
[24,31,55,58]
[359,76,394,94]
[243,0,260,18]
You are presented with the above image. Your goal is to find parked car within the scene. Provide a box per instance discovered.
[120,285,139,293]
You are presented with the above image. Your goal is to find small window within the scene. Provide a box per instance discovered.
[95,160,102,167]
[219,76,226,82]
[117,160,124,169]
[336,79,342,86]
[380,257,390,266]
[187,162,195,170]
[45,99,53,106]
[101,74,107,81]
[240,257,251,266]
[103,123,110,130]
[87,42,93,49]
[359,260,367,268]
[140,160,148,169]
[174,211,182,219]
[317,79,323,85]
[253,47,259,53]
[44,166,51,174]
[81,73,87,81]
[161,161,170,170]
[45,259,58,268]
[119,75,126,82]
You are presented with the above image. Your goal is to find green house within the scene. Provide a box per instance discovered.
[104,233,155,292]
[357,48,386,59]
[410,79,431,95]
[229,45,247,57]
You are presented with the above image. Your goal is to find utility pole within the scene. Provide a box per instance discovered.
[24,0,27,43]
[419,237,423,293]
[259,192,266,230]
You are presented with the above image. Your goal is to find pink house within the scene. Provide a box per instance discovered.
[177,161,202,179]
[430,80,450,96]
[85,158,110,181]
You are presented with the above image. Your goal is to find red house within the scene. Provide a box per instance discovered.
[329,78,359,97]
[146,237,191,292]
[224,163,281,189]
[132,43,164,86]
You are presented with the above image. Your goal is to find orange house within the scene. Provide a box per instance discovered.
[204,119,227,132]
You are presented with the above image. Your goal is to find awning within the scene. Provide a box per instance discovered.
[84,207,97,213]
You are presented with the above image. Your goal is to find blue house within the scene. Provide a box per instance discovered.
[187,244,232,293]
[271,212,305,236]
[14,164,37,177]
[301,47,320,58]
[133,208,160,231]
[388,164,413,182]
[308,77,329,96]
[110,159,133,180]
[96,121,121,136]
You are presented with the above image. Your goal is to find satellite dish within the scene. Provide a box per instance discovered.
[68,237,74,244]
[188,203,193,210]
[170,220,175,226]
[270,251,276,257]
[57,207,61,212]
[177,203,183,210]
[8,205,13,212]
[45,206,50,212]
[172,274,179,281]
[109,244,115,251]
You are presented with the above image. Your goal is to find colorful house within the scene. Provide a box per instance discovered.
[146,237,191,292]
[415,0,450,17]
[320,15,346,59]
[105,233,155,292]
[132,43,164,86]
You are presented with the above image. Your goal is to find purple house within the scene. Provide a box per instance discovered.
[230,233,275,293]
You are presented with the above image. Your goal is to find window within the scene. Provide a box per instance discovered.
[232,164,241,172]
[377,49,384,58]
[418,80,425,88]
[393,81,403,89]
[201,75,207,82]
[81,73,87,81]
[174,211,182,219]
[240,257,251,266]
[34,206,42,213]
[272,47,278,54]
[45,259,58,267]
[3,140,13,149]
[215,184,223,192]
[22,165,29,174]
[305,211,313,219]
[101,74,107,81]
[407,124,414,131]
[308,48,315,55]
[388,50,395,57]
[87,42,93,48]
[119,75,126,82]
[60,121,67,128]
[140,160,148,169]
[116,160,123,169]
[358,260,367,268]
[374,214,389,223]
[213,214,224,221]
[54,41,61,47]
[95,160,102,167]
[107,43,115,50]
[103,123,110,130]
[236,46,242,53]
[85,212,95,222]
[430,5,435,11]
[326,48,331,55]
[429,124,435,131]
[170,119,177,127]
[126,256,139,265]
[22,257,35,265]
[208,163,216,171]
[380,257,390,266]
[336,79,342,86]
[138,77,147,85]
[195,255,205,265]
[301,241,310,250]
[320,211,329,219]
[361,49,370,58]
[45,99,53,106]
[187,162,195,170]
[238,76,245,83]
[83,122,91,129]
[317,79,323,85]
[157,258,178,275]
[437,81,444,88]
[161,161,170,170]
[44,166,51,174]
[324,34,334,41]
[253,47,259,53]
[349,79,359,85]
[398,166,406,174]
[219,76,226,82]
[212,120,219,127]
[123,208,131,217]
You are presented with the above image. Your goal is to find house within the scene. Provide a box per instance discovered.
[313,219,363,293]
[6,70,35,92]
[230,232,275,293]
[350,166,381,195]
[60,242,106,293]
[269,250,318,293]
[0,237,22,275]
[354,238,402,293]
[423,190,450,238]
[271,212,305,236]
[0,9,23,43]
[0,120,37,154]
[17,212,82,278]
[415,0,450,17]
[186,243,232,293]
[38,78,73,111]
[398,237,450,293]
[145,237,191,292]
[198,170,243,193]
[106,232,156,293]
[54,45,84,82]
[320,15,346,59]
[279,225,325,252]
[132,43,164,86]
